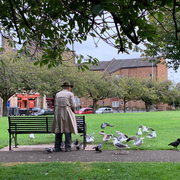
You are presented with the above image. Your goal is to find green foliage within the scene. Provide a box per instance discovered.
[1,0,180,68]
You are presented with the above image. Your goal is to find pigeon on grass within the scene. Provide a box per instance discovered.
[112,137,130,154]
[146,128,156,140]
[101,123,114,129]
[126,136,145,150]
[168,139,180,150]
[29,133,35,139]
[115,131,128,142]
[99,131,113,142]
[136,127,142,136]
[92,142,103,152]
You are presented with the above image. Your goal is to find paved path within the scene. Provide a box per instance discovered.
[1,144,180,163]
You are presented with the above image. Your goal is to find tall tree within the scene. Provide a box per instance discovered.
[137,79,158,112]
[114,77,140,113]
[0,52,43,116]
[82,71,116,113]
[1,1,180,68]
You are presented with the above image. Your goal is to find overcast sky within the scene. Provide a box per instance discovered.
[74,37,180,84]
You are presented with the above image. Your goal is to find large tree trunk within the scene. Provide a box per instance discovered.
[123,98,126,113]
[92,99,98,114]
[145,103,149,112]
[3,98,8,116]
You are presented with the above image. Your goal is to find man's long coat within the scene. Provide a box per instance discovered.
[51,89,78,135]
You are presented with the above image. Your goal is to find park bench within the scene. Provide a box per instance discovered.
[8,115,86,151]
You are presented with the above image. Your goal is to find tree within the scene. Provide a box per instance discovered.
[114,77,140,112]
[137,79,158,112]
[0,52,44,116]
[82,71,116,113]
[1,1,180,68]
[135,8,180,70]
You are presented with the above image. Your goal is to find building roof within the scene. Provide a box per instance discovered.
[90,57,157,74]
[90,61,112,71]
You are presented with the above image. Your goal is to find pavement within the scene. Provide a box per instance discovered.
[1,144,180,163]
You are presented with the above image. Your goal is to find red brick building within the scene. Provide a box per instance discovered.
[78,57,169,111]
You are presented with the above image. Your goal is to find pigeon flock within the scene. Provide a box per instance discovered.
[43,121,178,153]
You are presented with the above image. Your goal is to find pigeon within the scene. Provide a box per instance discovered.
[29,133,35,139]
[146,128,156,140]
[116,131,128,142]
[112,137,130,154]
[101,123,114,129]
[168,138,180,150]
[126,136,145,150]
[81,132,95,143]
[45,148,54,153]
[73,139,79,146]
[76,143,83,150]
[99,131,113,142]
[136,128,142,136]
[61,141,65,148]
[92,142,103,152]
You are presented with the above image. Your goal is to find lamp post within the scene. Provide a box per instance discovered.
[171,72,175,110]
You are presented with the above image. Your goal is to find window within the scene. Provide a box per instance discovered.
[121,75,123,78]
[149,73,152,77]
[120,101,123,105]
[112,101,119,107]
[116,75,119,78]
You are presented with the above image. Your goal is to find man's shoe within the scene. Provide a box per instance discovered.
[55,148,63,152]
[65,148,71,152]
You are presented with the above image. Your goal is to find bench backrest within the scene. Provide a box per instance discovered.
[8,115,85,134]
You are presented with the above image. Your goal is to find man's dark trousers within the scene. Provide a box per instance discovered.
[55,133,72,151]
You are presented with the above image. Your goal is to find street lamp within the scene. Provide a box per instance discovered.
[171,72,175,110]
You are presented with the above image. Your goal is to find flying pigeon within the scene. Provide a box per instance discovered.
[99,131,113,142]
[29,133,35,139]
[101,123,114,129]
[126,136,145,150]
[112,137,130,154]
[116,131,128,142]
[81,132,95,143]
[168,138,180,150]
[92,142,103,152]
[142,126,149,133]
[146,128,156,140]
[73,139,79,146]
[45,148,54,153]
[76,143,83,150]
[136,128,142,136]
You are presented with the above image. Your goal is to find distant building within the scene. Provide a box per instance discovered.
[78,57,169,111]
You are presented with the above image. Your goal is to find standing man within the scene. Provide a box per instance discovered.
[52,81,78,152]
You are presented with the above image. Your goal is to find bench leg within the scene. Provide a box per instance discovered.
[15,133,17,148]
[9,133,11,151]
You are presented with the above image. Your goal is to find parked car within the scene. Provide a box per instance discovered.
[30,109,54,116]
[28,107,41,114]
[96,107,113,114]
[75,108,93,114]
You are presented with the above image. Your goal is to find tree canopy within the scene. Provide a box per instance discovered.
[1,0,180,68]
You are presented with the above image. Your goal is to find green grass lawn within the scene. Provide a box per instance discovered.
[1,111,180,150]
[1,111,180,179]
[1,161,180,180]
